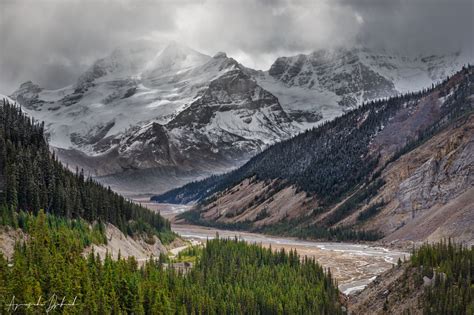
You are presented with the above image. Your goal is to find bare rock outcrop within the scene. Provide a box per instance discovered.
[83,223,167,263]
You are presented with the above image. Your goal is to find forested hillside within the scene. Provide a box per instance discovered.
[0,211,344,314]
[0,100,172,240]
[154,66,473,242]
[350,241,474,314]
[0,99,345,314]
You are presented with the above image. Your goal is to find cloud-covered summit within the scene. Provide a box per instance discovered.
[1,0,472,93]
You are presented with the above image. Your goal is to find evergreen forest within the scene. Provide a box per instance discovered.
[0,100,173,242]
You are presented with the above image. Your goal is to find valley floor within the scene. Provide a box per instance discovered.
[140,201,409,295]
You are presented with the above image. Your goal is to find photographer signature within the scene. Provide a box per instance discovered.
[7,294,78,313]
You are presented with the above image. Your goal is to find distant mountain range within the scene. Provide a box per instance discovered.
[8,40,470,195]
[154,66,474,245]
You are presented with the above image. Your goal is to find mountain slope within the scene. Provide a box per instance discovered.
[9,44,469,196]
[154,66,473,243]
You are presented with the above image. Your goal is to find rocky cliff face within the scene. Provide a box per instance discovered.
[373,116,474,245]
[268,49,396,106]
[396,133,472,217]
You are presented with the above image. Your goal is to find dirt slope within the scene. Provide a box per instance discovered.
[198,177,316,226]
[0,224,170,263]
[83,223,168,262]
[348,263,424,315]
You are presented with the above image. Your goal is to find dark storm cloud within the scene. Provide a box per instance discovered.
[0,0,472,93]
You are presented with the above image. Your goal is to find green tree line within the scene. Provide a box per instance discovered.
[0,100,173,241]
[0,210,344,314]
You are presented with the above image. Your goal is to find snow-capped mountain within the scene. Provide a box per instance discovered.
[256,47,468,125]
[9,41,297,195]
[8,42,469,195]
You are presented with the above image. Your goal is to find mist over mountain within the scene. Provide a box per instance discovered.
[1,0,472,93]
[8,40,470,195]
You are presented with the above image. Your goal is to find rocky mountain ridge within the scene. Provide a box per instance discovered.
[256,48,468,125]
[8,41,469,195]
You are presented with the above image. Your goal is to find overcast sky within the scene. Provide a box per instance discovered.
[1,0,473,93]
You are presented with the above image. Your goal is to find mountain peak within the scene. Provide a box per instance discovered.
[144,41,211,77]
[12,81,42,97]
[160,41,210,62]
[213,52,227,59]
[19,80,40,89]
